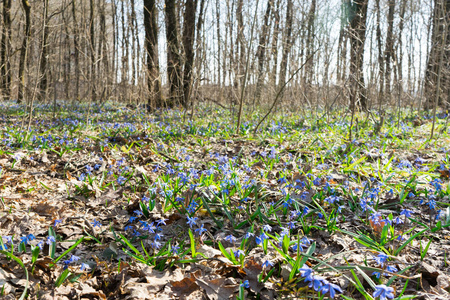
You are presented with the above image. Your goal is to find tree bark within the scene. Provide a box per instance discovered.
[279,0,293,90]
[425,0,450,109]
[255,0,273,101]
[165,0,182,106]
[348,0,369,110]
[182,0,196,108]
[384,0,394,96]
[39,0,49,101]
[0,0,12,100]
[144,0,162,108]
[18,0,31,103]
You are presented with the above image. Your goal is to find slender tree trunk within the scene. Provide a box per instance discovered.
[215,0,221,89]
[236,0,245,89]
[121,0,128,101]
[144,0,162,108]
[165,0,182,106]
[0,0,12,100]
[279,0,294,90]
[18,0,31,103]
[375,0,384,109]
[384,0,394,97]
[71,0,80,101]
[39,0,49,101]
[270,0,281,90]
[90,0,96,101]
[182,0,196,108]
[348,0,369,110]
[130,0,137,88]
[304,0,316,89]
[255,0,273,102]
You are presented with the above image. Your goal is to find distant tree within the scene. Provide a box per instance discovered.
[255,0,273,102]
[165,0,183,106]
[279,0,294,89]
[347,0,369,110]
[425,0,450,109]
[144,0,162,109]
[182,0,197,108]
[0,0,12,100]
[18,0,31,103]
[39,0,49,101]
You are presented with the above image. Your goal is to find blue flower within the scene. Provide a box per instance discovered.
[373,284,394,300]
[54,219,62,227]
[234,249,245,258]
[319,280,343,298]
[400,209,413,217]
[80,263,91,271]
[117,176,126,185]
[299,266,314,282]
[240,280,250,288]
[46,236,56,245]
[263,224,272,232]
[171,245,180,254]
[373,252,388,267]
[262,260,274,268]
[91,219,102,228]
[186,216,198,228]
[244,232,254,239]
[308,275,325,291]
[225,234,236,243]
[195,224,207,236]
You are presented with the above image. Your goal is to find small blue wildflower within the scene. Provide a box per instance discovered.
[46,236,56,245]
[80,263,91,271]
[308,275,325,291]
[240,280,250,288]
[263,224,272,232]
[186,216,198,228]
[91,219,101,228]
[234,249,245,258]
[54,219,62,227]
[262,260,274,269]
[400,209,413,217]
[373,252,388,267]
[171,245,180,255]
[319,280,343,299]
[117,176,126,185]
[195,224,207,236]
[299,266,314,282]
[373,284,394,300]
[225,234,236,243]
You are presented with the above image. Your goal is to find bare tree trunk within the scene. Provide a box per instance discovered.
[71,0,80,101]
[215,0,221,89]
[270,0,281,90]
[348,0,369,110]
[304,0,316,90]
[384,0,394,97]
[255,0,273,102]
[144,0,162,108]
[236,0,245,89]
[121,0,128,101]
[130,0,137,90]
[39,0,49,101]
[279,0,294,91]
[375,0,384,109]
[425,0,450,109]
[0,0,12,100]
[182,0,196,108]
[90,0,96,101]
[165,0,182,106]
[18,0,31,103]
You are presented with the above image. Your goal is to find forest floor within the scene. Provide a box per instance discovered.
[0,101,450,300]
